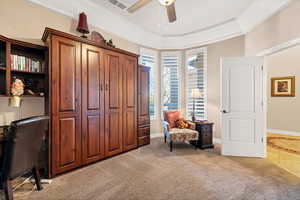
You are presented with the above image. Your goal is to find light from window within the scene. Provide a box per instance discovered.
[186,49,207,120]
[162,54,180,111]
[140,54,156,118]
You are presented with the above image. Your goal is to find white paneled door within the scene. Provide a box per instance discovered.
[221,57,266,157]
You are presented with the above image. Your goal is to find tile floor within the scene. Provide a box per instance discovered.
[267,133,300,178]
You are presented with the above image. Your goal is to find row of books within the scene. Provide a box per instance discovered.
[10,55,42,72]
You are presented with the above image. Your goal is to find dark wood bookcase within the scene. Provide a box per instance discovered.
[0,35,48,97]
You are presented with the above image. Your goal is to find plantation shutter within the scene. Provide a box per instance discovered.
[162,54,180,111]
[186,49,207,120]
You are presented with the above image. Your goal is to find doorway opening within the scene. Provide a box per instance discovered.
[263,44,300,178]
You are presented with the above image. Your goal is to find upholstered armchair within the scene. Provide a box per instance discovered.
[163,110,198,152]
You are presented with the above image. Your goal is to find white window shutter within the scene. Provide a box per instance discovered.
[162,53,180,111]
[186,48,207,120]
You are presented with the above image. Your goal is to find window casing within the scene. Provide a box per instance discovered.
[185,48,207,120]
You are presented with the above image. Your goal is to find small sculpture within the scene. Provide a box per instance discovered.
[107,39,115,48]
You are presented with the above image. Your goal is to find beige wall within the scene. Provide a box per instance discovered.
[245,1,300,56]
[266,44,300,132]
[0,97,45,126]
[245,1,300,133]
[207,36,245,138]
[0,0,140,123]
[0,0,139,54]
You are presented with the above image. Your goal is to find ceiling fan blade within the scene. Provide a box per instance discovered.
[166,3,177,23]
[127,0,152,13]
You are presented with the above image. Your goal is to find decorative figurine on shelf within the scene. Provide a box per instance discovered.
[107,39,116,48]
[76,12,89,38]
[10,76,25,107]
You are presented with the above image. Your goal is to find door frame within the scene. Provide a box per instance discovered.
[255,36,300,157]
[220,57,268,158]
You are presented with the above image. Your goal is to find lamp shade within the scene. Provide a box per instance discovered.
[191,88,203,99]
[76,12,89,34]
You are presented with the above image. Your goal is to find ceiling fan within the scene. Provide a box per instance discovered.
[127,0,177,23]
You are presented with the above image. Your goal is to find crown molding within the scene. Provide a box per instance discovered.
[27,0,291,50]
[257,36,300,56]
[237,0,292,33]
[161,18,236,37]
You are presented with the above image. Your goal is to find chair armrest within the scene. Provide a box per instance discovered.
[163,121,170,135]
[187,121,196,130]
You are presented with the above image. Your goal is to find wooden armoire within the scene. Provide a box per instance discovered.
[42,28,150,177]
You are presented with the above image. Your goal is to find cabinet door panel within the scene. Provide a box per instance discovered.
[123,56,137,151]
[51,35,81,175]
[108,111,122,151]
[82,44,105,164]
[87,50,101,110]
[59,118,76,166]
[87,115,101,156]
[59,43,76,112]
[138,66,150,125]
[139,70,149,116]
[124,111,136,148]
[109,58,121,109]
[104,50,123,156]
[125,59,135,108]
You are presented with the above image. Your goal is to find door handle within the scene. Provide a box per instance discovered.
[221,110,228,114]
[105,83,109,91]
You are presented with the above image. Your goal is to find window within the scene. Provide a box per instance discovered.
[139,48,158,119]
[161,52,181,111]
[185,48,207,120]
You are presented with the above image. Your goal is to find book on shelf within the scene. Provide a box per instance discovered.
[0,49,5,67]
[10,55,42,73]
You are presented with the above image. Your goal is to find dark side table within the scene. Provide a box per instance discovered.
[193,121,214,149]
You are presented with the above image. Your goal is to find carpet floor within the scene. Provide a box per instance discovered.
[3,137,300,200]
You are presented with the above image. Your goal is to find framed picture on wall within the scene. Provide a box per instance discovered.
[271,76,295,97]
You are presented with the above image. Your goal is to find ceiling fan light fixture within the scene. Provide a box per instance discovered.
[157,0,175,6]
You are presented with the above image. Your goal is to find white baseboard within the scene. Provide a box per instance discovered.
[150,133,222,144]
[267,129,300,137]
[150,133,164,139]
[213,138,222,144]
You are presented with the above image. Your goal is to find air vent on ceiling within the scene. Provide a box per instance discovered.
[107,0,127,10]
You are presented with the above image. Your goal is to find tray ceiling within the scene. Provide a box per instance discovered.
[93,0,254,36]
[27,0,292,49]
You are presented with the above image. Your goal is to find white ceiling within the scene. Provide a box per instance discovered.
[93,0,254,37]
[28,0,292,49]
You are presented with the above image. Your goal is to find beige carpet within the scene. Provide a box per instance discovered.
[3,138,300,200]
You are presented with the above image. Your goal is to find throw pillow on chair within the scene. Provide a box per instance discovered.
[164,110,182,129]
[175,119,189,129]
